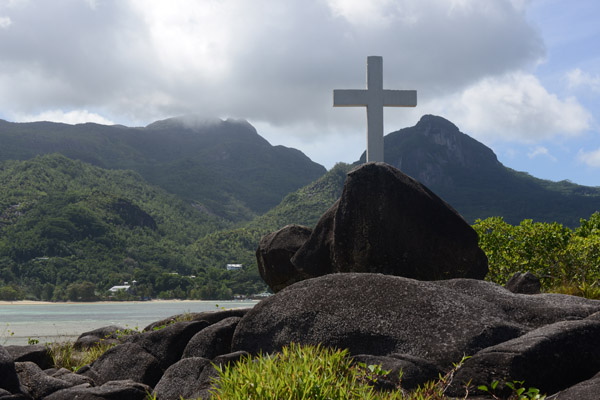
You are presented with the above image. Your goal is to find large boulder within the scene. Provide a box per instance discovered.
[74,325,126,350]
[505,271,541,294]
[0,346,22,395]
[231,273,600,370]
[265,163,488,292]
[153,357,212,400]
[548,372,600,400]
[82,342,163,387]
[126,320,209,370]
[447,319,600,397]
[256,224,312,292]
[15,361,73,399]
[182,317,241,360]
[5,345,53,370]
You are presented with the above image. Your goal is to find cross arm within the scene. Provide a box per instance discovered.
[333,89,369,107]
[383,90,417,107]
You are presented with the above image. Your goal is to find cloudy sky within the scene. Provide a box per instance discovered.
[0,0,599,186]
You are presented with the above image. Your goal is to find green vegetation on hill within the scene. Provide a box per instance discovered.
[189,162,351,272]
[0,154,266,301]
[0,117,326,222]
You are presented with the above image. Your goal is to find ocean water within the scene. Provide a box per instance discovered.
[0,300,257,346]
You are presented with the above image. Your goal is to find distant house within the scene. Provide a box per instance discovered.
[226,264,243,271]
[108,285,131,293]
[251,292,272,299]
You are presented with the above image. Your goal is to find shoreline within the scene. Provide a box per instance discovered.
[0,299,257,306]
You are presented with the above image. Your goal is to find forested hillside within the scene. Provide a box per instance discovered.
[0,155,266,301]
[189,163,351,272]
[0,117,326,222]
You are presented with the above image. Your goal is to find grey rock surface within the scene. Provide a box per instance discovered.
[153,357,212,400]
[0,346,22,395]
[182,317,241,360]
[352,353,442,391]
[547,371,600,400]
[44,380,151,400]
[447,319,600,397]
[126,320,209,370]
[74,325,126,350]
[48,368,95,387]
[5,345,53,370]
[84,342,162,387]
[143,308,249,332]
[505,271,541,294]
[15,361,72,399]
[232,273,600,369]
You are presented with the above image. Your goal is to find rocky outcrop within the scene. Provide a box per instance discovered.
[231,274,599,367]
[547,372,600,400]
[0,345,23,395]
[0,309,255,399]
[3,277,600,399]
[80,342,163,387]
[258,162,488,292]
[142,308,249,331]
[43,380,151,400]
[447,319,600,397]
[505,271,541,294]
[74,325,125,350]
[153,357,212,400]
[4,345,53,371]
[182,317,241,360]
[125,320,209,370]
[15,362,72,399]
[256,224,312,292]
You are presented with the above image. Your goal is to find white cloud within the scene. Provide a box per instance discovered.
[567,68,600,93]
[577,148,600,168]
[0,16,12,28]
[435,72,592,143]
[0,0,545,130]
[527,146,556,161]
[17,109,114,125]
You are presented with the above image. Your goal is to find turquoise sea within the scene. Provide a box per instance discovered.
[0,300,257,346]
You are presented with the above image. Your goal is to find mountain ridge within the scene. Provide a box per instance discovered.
[357,114,600,226]
[0,116,327,222]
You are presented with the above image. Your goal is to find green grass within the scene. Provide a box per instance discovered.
[207,343,471,400]
[47,340,116,372]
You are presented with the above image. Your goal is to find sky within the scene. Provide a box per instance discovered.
[0,0,599,186]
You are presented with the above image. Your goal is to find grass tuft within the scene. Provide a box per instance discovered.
[48,340,116,372]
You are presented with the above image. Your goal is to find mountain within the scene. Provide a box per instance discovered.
[0,116,326,222]
[360,115,600,227]
[0,154,266,301]
[189,116,600,277]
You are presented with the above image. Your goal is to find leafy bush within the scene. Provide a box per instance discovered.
[474,212,600,294]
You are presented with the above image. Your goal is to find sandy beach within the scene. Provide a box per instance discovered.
[1,299,258,345]
[0,299,226,306]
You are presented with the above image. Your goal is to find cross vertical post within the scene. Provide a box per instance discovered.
[333,56,417,163]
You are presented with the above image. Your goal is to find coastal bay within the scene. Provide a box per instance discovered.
[0,300,257,345]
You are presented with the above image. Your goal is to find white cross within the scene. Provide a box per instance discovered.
[333,56,417,163]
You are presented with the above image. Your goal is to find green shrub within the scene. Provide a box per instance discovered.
[474,213,600,294]
[209,343,469,400]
